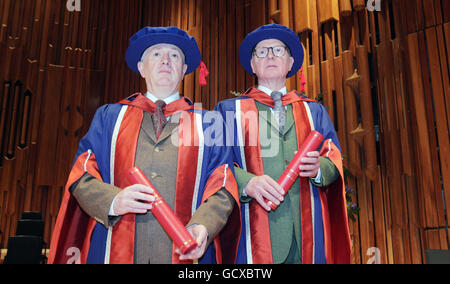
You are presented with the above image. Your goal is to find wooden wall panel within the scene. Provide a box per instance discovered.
[0,0,126,249]
[0,0,449,264]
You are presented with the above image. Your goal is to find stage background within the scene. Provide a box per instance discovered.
[0,0,449,264]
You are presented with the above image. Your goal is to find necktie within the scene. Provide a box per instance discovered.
[152,100,167,139]
[271,91,286,133]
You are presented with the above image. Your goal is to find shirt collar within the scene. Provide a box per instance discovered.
[257,85,288,96]
[145,91,181,105]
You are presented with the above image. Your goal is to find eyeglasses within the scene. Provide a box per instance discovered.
[253,46,288,58]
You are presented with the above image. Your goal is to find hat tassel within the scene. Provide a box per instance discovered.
[199,61,209,86]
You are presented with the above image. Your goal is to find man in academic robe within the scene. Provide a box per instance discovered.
[215,24,351,264]
[48,26,240,264]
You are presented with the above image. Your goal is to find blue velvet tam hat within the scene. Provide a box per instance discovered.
[125,26,201,75]
[239,24,304,78]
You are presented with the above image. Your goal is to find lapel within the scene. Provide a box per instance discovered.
[140,112,157,143]
[284,105,295,135]
[255,101,275,132]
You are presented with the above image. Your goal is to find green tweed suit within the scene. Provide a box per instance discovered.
[234,101,338,264]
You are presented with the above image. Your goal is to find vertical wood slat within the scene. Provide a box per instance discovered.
[235,0,246,94]
[339,0,352,17]
[0,0,12,43]
[300,0,321,99]
[356,45,377,181]
[320,21,337,123]
[0,82,11,165]
[394,0,425,264]
[294,0,313,32]
[317,0,339,24]
[376,38,408,263]
[418,29,448,232]
[226,0,237,108]
[217,0,227,105]
[424,26,450,231]
[209,0,218,107]
[407,32,442,230]
[342,51,362,176]
[201,0,211,108]
[443,23,450,129]
[6,83,20,159]
[279,0,293,90]
[193,0,203,105]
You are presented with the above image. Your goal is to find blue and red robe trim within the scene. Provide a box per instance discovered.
[215,88,351,264]
[49,94,240,264]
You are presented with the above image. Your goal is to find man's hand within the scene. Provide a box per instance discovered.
[113,184,155,216]
[299,151,321,178]
[176,224,208,261]
[244,175,284,211]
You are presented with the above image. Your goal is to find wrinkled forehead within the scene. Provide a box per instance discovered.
[254,38,285,48]
[141,43,185,61]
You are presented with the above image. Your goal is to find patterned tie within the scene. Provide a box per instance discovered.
[271,91,286,133]
[152,100,167,139]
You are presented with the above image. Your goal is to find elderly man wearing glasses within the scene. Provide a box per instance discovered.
[215,24,351,264]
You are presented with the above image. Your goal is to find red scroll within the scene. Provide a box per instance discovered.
[128,167,198,254]
[265,130,324,210]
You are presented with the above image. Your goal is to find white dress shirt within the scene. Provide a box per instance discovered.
[257,85,288,97]
[145,91,181,105]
